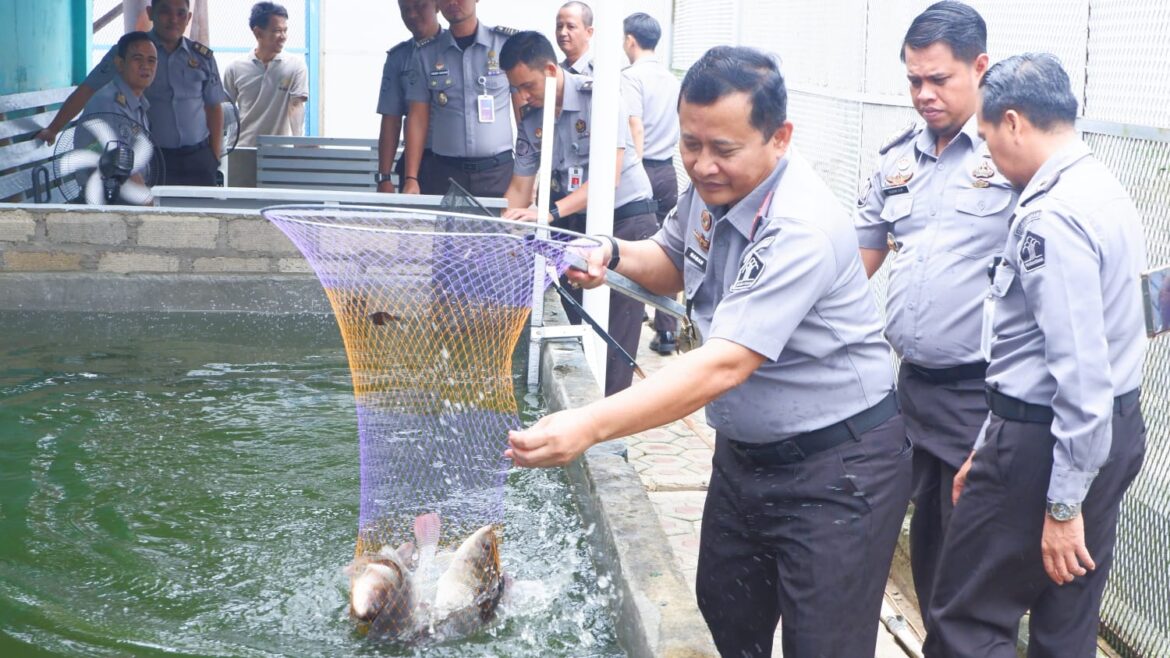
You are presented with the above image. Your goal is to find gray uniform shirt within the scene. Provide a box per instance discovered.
[377,31,442,149]
[513,72,652,207]
[404,23,515,159]
[84,31,228,149]
[855,117,1017,367]
[561,49,594,76]
[620,55,680,162]
[81,75,151,131]
[983,139,1146,506]
[652,152,895,442]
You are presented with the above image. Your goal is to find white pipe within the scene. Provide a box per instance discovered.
[583,0,622,389]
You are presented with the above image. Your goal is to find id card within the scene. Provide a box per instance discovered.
[477,94,495,123]
[567,166,584,192]
[980,295,996,362]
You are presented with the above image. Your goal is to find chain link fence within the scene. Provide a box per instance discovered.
[671,1,1170,655]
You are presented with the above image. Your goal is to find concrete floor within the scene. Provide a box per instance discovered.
[626,322,916,658]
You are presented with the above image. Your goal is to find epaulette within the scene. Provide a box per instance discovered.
[414,29,442,48]
[387,39,411,56]
[492,26,520,37]
[878,121,921,156]
[189,40,214,59]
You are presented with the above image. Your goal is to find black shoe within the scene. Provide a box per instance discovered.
[642,310,651,325]
[650,331,676,355]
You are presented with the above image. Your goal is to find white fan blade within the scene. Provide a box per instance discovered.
[84,171,107,205]
[80,118,118,148]
[57,149,101,176]
[130,131,154,175]
[118,179,153,206]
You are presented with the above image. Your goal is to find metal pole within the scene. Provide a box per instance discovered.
[527,74,562,391]
[306,0,322,136]
[583,0,622,390]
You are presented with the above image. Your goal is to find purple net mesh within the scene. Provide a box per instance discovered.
[261,205,593,555]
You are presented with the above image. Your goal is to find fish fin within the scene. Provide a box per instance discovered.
[413,512,441,549]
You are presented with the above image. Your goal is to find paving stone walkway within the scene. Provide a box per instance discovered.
[626,322,914,657]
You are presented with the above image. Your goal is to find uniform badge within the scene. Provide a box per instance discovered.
[115,93,127,107]
[487,50,500,73]
[973,159,995,180]
[693,230,711,252]
[1020,231,1046,272]
[435,61,445,71]
[550,177,561,193]
[437,92,448,106]
[700,209,712,232]
[534,127,543,140]
[972,179,991,189]
[885,156,915,187]
[730,246,769,292]
[188,58,199,68]
[575,119,587,134]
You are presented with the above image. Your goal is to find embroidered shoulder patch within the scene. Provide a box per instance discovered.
[1020,231,1046,272]
[730,236,775,292]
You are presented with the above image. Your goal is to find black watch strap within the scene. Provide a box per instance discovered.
[374,171,392,184]
[600,235,620,270]
[549,204,561,223]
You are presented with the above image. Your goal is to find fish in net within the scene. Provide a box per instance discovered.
[261,204,597,642]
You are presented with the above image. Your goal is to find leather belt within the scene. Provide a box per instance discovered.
[433,151,513,172]
[642,157,673,167]
[728,392,899,466]
[613,198,658,221]
[161,138,210,155]
[987,387,1141,424]
[904,361,988,384]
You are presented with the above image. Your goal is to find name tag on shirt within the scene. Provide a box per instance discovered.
[684,246,707,270]
[567,166,584,192]
[882,185,910,197]
[477,94,495,123]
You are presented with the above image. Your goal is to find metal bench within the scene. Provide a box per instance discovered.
[0,87,76,203]
[256,135,384,192]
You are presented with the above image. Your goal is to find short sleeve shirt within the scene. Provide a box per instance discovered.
[513,72,653,207]
[84,31,229,149]
[854,117,1017,367]
[652,151,895,441]
[620,56,680,161]
[223,53,308,147]
[404,23,514,158]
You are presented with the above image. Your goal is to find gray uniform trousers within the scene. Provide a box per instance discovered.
[923,397,1145,658]
[696,413,912,657]
[643,160,678,335]
[896,364,988,628]
[559,211,658,396]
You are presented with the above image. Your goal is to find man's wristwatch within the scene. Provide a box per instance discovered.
[1046,501,1081,522]
[374,171,393,184]
[549,204,562,223]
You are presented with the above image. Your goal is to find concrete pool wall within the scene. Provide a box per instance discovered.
[0,203,718,656]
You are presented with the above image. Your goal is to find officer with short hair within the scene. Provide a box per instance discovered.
[556,1,594,76]
[499,31,657,396]
[400,0,518,197]
[507,46,911,657]
[38,0,228,186]
[374,0,442,193]
[924,52,1148,658]
[82,31,157,131]
[622,11,680,354]
[854,1,1016,623]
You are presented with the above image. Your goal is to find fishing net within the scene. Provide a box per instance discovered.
[262,204,595,636]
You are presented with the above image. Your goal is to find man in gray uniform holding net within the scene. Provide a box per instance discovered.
[400,0,518,197]
[855,2,1015,624]
[924,53,1147,658]
[622,12,681,354]
[499,31,658,397]
[375,0,443,193]
[507,46,911,657]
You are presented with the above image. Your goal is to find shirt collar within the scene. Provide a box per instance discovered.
[713,156,790,240]
[111,75,150,112]
[915,113,979,158]
[149,30,191,56]
[1018,138,1093,205]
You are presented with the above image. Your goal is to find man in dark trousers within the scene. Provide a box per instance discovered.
[924,53,1148,657]
[507,47,911,657]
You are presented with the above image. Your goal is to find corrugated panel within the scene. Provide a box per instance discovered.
[786,91,863,209]
[1085,0,1170,128]
[740,0,868,92]
[671,0,737,72]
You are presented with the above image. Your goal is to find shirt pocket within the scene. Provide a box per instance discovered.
[484,74,511,107]
[948,188,1013,260]
[879,194,914,226]
[178,65,208,99]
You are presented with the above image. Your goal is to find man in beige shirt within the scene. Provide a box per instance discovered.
[224,2,309,147]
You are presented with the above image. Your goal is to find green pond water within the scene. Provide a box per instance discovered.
[0,312,622,657]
